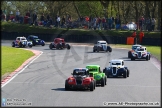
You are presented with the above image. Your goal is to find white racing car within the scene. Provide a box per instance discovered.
[128,44,142,58]
[103,59,129,78]
[130,46,151,61]
[12,37,33,48]
[93,40,112,52]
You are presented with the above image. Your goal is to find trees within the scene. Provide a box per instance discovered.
[1,1,160,29]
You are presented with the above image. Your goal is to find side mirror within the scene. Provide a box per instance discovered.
[71,73,73,75]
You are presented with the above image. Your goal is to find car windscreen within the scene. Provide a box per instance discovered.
[132,46,137,50]
[137,48,144,51]
[112,63,121,65]
[100,43,106,44]
[73,71,85,75]
[21,38,26,40]
[33,36,38,39]
[88,68,97,71]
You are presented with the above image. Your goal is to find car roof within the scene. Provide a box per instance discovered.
[137,46,146,49]
[110,59,123,62]
[132,44,141,47]
[74,68,87,70]
[55,38,64,40]
[29,35,38,37]
[86,65,100,68]
[98,40,106,43]
[17,37,26,38]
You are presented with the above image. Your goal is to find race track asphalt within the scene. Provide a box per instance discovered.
[1,42,161,107]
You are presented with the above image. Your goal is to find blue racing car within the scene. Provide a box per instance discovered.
[27,35,45,46]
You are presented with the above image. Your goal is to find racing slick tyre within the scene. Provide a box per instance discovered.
[29,45,32,48]
[104,76,107,85]
[93,80,96,89]
[128,52,130,58]
[49,43,53,49]
[90,82,94,91]
[66,44,70,50]
[108,47,112,52]
[32,41,35,46]
[12,42,15,47]
[65,80,69,90]
[94,80,96,87]
[101,78,105,87]
[42,43,45,46]
[97,47,100,52]
[123,71,127,78]
[56,43,61,49]
[146,55,149,61]
[127,69,130,77]
[93,48,95,52]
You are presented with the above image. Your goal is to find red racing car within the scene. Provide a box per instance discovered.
[65,68,96,91]
[49,38,70,50]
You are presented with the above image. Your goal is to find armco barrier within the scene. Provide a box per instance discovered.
[1,31,161,46]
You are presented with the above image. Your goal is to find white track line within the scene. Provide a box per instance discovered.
[1,51,43,88]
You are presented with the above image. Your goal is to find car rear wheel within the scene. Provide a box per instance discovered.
[123,71,127,78]
[65,80,69,90]
[90,82,94,91]
[12,42,15,47]
[49,43,53,49]
[105,76,107,85]
[93,80,96,89]
[66,44,70,50]
[101,78,105,87]
[127,69,130,77]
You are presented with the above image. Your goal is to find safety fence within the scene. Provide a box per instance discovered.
[1,31,161,46]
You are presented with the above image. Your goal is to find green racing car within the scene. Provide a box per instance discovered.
[86,65,107,87]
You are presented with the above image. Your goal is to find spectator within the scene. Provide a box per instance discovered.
[57,16,60,27]
[145,17,151,31]
[93,17,97,30]
[151,18,156,31]
[108,17,113,30]
[131,30,137,38]
[115,16,121,30]
[16,10,20,23]
[102,17,106,30]
[61,16,65,27]
[47,14,50,21]
[40,13,45,23]
[32,12,37,25]
[139,16,145,30]
[139,29,144,44]
[97,17,101,30]
[26,11,30,17]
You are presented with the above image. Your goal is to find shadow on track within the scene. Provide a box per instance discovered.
[51,88,94,92]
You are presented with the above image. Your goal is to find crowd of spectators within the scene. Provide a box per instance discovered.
[0,9,161,31]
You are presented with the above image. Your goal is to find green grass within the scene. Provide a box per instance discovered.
[1,46,34,76]
[1,21,161,38]
[110,44,161,61]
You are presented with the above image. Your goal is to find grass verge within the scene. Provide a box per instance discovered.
[1,46,34,77]
[111,44,161,61]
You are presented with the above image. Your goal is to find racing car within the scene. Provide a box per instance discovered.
[103,59,129,78]
[65,68,96,91]
[11,37,32,48]
[27,35,45,46]
[86,65,107,87]
[49,38,70,50]
[128,44,142,58]
[130,46,151,61]
[93,40,112,52]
